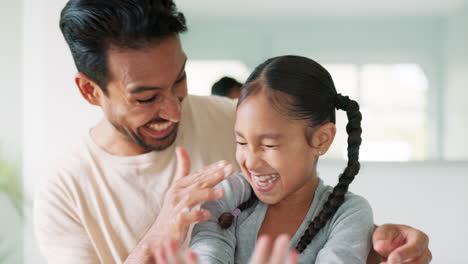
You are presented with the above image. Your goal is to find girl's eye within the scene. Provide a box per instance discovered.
[236,142,247,146]
[137,96,156,104]
[263,145,278,149]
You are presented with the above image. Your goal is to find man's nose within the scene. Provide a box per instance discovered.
[158,94,181,122]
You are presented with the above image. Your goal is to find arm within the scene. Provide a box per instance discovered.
[35,148,234,264]
[190,173,251,264]
[315,195,374,264]
[124,148,235,264]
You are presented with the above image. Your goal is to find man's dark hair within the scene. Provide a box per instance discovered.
[211,76,242,97]
[60,0,187,95]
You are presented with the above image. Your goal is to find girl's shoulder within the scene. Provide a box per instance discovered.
[216,172,252,210]
[318,181,374,230]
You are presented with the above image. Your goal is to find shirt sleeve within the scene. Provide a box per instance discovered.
[34,170,100,264]
[190,173,251,264]
[315,194,374,264]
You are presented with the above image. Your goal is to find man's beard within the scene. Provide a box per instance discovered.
[111,121,179,151]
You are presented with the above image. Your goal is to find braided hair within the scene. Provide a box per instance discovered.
[217,56,362,254]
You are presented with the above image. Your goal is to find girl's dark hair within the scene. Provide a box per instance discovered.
[59,0,187,95]
[217,56,362,254]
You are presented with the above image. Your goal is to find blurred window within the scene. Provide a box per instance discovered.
[186,60,250,96]
[325,64,428,161]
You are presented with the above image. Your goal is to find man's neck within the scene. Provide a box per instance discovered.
[91,119,150,156]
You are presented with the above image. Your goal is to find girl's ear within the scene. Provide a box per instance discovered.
[75,72,104,106]
[310,122,336,156]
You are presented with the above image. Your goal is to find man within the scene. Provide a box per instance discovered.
[211,76,242,99]
[34,1,432,263]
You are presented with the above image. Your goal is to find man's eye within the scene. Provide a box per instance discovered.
[137,96,156,104]
[263,145,278,149]
[236,142,247,146]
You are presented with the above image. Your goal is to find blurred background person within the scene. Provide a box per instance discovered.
[211,76,242,99]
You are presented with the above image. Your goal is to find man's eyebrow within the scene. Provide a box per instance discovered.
[129,86,162,94]
[129,57,188,94]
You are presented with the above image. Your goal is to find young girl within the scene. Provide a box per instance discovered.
[190,55,373,263]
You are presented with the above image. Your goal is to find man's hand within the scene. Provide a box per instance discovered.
[125,147,234,263]
[154,240,199,264]
[370,224,432,264]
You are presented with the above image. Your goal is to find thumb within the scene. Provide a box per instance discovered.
[174,147,191,181]
[372,224,406,258]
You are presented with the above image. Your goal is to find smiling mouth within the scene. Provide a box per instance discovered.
[141,120,177,139]
[250,173,280,192]
[146,121,173,131]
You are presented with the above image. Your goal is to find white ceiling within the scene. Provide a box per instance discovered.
[176,0,467,18]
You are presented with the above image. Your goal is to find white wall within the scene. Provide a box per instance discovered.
[21,0,101,263]
[319,161,468,264]
[444,1,468,160]
[0,0,22,160]
[0,0,23,263]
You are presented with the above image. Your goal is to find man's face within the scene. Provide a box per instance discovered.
[100,35,187,152]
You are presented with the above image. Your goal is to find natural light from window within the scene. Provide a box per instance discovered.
[186,60,429,161]
[185,60,250,96]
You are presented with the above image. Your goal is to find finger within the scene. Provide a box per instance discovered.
[407,248,432,264]
[250,235,272,264]
[155,246,168,264]
[197,164,235,188]
[177,187,225,210]
[373,224,406,258]
[286,249,299,264]
[270,234,291,264]
[174,147,191,181]
[178,161,233,188]
[177,208,212,229]
[165,239,183,264]
[185,248,199,264]
[387,230,428,263]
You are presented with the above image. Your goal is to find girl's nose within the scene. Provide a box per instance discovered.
[245,148,265,172]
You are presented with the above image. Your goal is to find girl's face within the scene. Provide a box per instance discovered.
[235,93,319,205]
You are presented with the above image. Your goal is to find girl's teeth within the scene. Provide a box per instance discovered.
[253,174,279,185]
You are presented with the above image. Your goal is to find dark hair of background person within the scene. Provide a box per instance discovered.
[217,55,363,253]
[211,76,243,99]
[59,0,187,95]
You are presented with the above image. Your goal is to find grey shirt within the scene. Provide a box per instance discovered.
[191,173,373,264]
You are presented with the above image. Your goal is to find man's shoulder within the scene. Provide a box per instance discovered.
[39,136,95,193]
[184,95,236,116]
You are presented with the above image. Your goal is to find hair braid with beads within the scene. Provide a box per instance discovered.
[295,94,362,252]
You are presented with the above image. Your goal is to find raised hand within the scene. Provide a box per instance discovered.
[144,147,235,249]
[371,224,432,264]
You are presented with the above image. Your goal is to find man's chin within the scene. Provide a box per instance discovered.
[139,126,178,151]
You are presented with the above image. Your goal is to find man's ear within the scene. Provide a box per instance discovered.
[310,122,336,155]
[75,72,103,106]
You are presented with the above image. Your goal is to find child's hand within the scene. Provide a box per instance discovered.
[154,239,199,264]
[250,234,299,264]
